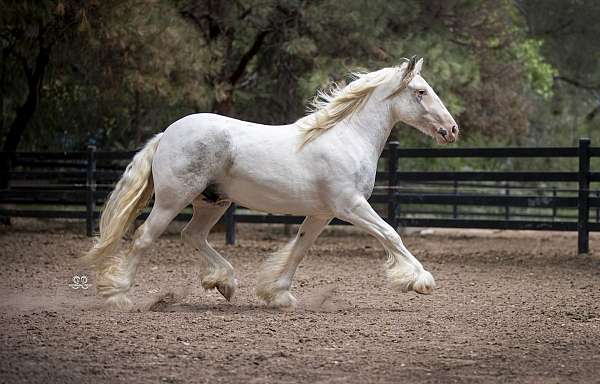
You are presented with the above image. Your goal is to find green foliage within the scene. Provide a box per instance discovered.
[0,0,598,160]
[514,39,557,99]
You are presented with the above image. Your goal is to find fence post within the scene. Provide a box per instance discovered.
[387,141,399,229]
[86,145,97,237]
[596,190,599,223]
[552,186,557,221]
[0,154,12,225]
[505,182,510,220]
[453,180,458,219]
[578,138,590,255]
[225,203,236,245]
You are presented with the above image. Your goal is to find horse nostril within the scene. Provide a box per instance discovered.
[437,128,448,137]
[451,125,458,135]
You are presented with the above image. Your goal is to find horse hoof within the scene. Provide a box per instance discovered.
[387,266,436,294]
[216,280,237,301]
[268,290,297,308]
[202,275,237,301]
[106,293,133,309]
[412,269,436,294]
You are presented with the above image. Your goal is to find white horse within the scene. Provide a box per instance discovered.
[84,57,458,308]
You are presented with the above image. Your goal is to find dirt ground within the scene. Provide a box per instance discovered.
[1,219,599,384]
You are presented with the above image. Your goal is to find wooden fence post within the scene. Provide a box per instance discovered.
[387,141,399,229]
[578,138,590,255]
[86,145,97,237]
[225,203,236,245]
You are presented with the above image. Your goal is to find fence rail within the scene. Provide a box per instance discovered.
[1,138,599,254]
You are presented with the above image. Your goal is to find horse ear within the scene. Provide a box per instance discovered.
[415,58,423,74]
[397,55,419,87]
[407,55,417,72]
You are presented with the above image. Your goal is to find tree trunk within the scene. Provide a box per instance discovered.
[1,46,51,193]
[2,47,51,153]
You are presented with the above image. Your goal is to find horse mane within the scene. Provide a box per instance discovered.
[297,57,418,147]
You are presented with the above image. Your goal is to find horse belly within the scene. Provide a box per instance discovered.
[221,178,328,216]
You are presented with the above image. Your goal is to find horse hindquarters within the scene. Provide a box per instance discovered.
[90,115,234,308]
[84,134,172,308]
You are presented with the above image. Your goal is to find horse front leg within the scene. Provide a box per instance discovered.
[256,215,332,307]
[335,197,435,294]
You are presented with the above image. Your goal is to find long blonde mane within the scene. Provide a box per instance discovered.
[298,58,417,147]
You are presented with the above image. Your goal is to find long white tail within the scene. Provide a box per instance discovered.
[83,133,163,268]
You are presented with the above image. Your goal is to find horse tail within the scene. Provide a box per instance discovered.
[83,133,163,268]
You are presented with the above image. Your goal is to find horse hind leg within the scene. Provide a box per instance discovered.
[97,197,188,308]
[181,198,237,301]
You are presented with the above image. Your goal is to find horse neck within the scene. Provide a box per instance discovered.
[345,93,395,156]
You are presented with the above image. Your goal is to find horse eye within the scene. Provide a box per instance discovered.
[416,89,426,101]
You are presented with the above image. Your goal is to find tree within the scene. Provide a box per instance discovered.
[0,1,96,153]
[516,0,600,143]
[2,0,597,153]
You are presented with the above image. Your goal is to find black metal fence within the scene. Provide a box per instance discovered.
[1,138,599,254]
[388,138,600,254]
